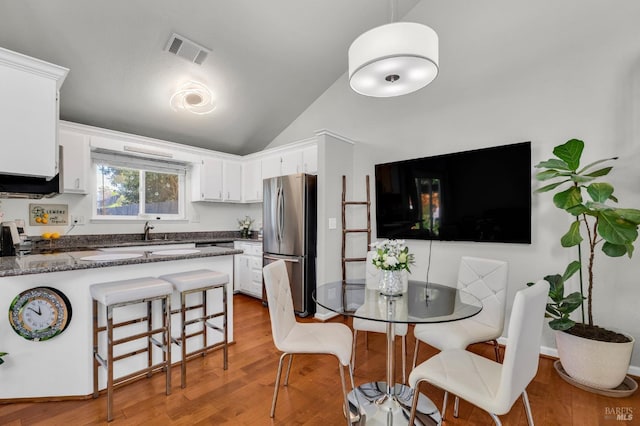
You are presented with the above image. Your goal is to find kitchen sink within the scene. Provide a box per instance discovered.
[150,249,201,256]
[80,253,144,261]
[99,243,196,252]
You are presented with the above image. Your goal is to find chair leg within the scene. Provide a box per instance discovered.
[284,354,294,385]
[442,391,449,420]
[412,338,420,369]
[488,412,503,426]
[270,352,289,418]
[347,363,364,425]
[351,330,358,370]
[454,395,460,417]
[522,390,534,426]
[106,305,114,422]
[408,378,424,425]
[92,300,99,399]
[492,339,501,362]
[401,335,407,384]
[338,361,350,426]
[180,291,187,388]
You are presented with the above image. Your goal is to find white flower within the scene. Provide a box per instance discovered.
[384,256,399,268]
[370,239,415,272]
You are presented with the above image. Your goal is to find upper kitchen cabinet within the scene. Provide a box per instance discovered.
[191,157,242,202]
[59,127,90,194]
[260,142,317,180]
[243,159,262,203]
[223,160,242,202]
[301,145,318,174]
[0,47,68,178]
[192,157,223,201]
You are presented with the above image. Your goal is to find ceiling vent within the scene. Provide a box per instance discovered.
[165,33,211,65]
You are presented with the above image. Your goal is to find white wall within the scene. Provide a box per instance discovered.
[267,0,640,369]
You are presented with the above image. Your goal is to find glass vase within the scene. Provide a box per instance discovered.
[379,270,403,296]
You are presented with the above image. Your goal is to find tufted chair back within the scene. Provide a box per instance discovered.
[457,256,508,333]
[263,260,296,351]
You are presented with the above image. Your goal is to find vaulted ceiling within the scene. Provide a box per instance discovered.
[0,0,420,155]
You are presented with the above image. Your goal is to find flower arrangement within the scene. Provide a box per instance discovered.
[238,215,254,238]
[370,239,414,272]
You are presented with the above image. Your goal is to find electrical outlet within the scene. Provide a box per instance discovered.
[71,215,85,225]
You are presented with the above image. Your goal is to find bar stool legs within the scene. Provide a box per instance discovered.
[160,269,229,388]
[91,277,173,422]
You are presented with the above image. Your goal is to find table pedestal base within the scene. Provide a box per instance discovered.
[348,381,442,425]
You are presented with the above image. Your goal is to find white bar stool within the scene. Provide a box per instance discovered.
[91,277,173,422]
[159,269,229,388]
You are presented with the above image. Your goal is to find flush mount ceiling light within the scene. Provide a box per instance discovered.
[348,2,439,98]
[170,80,216,115]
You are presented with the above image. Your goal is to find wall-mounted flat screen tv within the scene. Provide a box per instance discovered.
[374,141,531,244]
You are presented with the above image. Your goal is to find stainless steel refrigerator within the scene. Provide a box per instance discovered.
[262,173,317,317]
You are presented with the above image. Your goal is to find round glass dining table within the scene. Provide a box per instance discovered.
[314,279,482,426]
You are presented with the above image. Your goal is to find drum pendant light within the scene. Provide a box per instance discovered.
[348,2,439,97]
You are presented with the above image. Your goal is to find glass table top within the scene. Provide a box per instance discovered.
[314,279,483,324]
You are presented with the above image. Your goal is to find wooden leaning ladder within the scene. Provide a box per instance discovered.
[341,175,372,311]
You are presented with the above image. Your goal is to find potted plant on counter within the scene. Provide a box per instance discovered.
[533,138,640,391]
[237,216,254,239]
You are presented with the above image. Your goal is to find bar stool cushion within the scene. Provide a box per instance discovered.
[160,269,229,293]
[90,277,173,306]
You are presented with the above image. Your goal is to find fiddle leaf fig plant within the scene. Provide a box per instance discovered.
[534,138,640,329]
[528,261,584,331]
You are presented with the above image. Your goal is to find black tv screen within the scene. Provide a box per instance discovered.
[374,142,531,243]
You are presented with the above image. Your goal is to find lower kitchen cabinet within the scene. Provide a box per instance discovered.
[234,240,262,298]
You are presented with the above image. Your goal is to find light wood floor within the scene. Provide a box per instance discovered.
[1,294,638,425]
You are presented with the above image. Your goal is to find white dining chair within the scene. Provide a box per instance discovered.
[412,256,508,368]
[352,251,408,383]
[263,260,356,425]
[408,280,549,425]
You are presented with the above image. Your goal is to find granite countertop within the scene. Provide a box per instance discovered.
[0,246,242,278]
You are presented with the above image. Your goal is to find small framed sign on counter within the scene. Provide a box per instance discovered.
[29,204,69,226]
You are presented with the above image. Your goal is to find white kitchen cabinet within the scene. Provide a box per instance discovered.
[259,143,317,181]
[223,160,242,202]
[301,145,318,174]
[234,240,263,298]
[280,150,302,175]
[192,157,223,201]
[242,159,263,202]
[59,128,90,194]
[0,47,68,178]
[260,154,282,180]
[191,157,245,203]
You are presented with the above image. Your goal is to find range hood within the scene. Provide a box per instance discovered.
[0,147,63,199]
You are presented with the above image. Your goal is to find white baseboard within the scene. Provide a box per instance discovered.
[497,337,640,377]
[314,310,338,322]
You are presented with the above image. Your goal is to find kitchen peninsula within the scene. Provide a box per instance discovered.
[0,238,242,401]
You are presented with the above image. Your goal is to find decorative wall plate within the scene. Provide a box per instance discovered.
[8,287,72,341]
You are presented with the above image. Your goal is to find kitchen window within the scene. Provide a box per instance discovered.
[92,151,187,220]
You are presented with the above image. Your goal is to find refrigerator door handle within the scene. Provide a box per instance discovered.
[275,185,281,243]
[264,254,300,263]
[277,184,285,243]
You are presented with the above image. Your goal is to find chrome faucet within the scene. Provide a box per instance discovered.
[143,221,154,241]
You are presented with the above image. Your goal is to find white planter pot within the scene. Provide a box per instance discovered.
[555,329,635,389]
